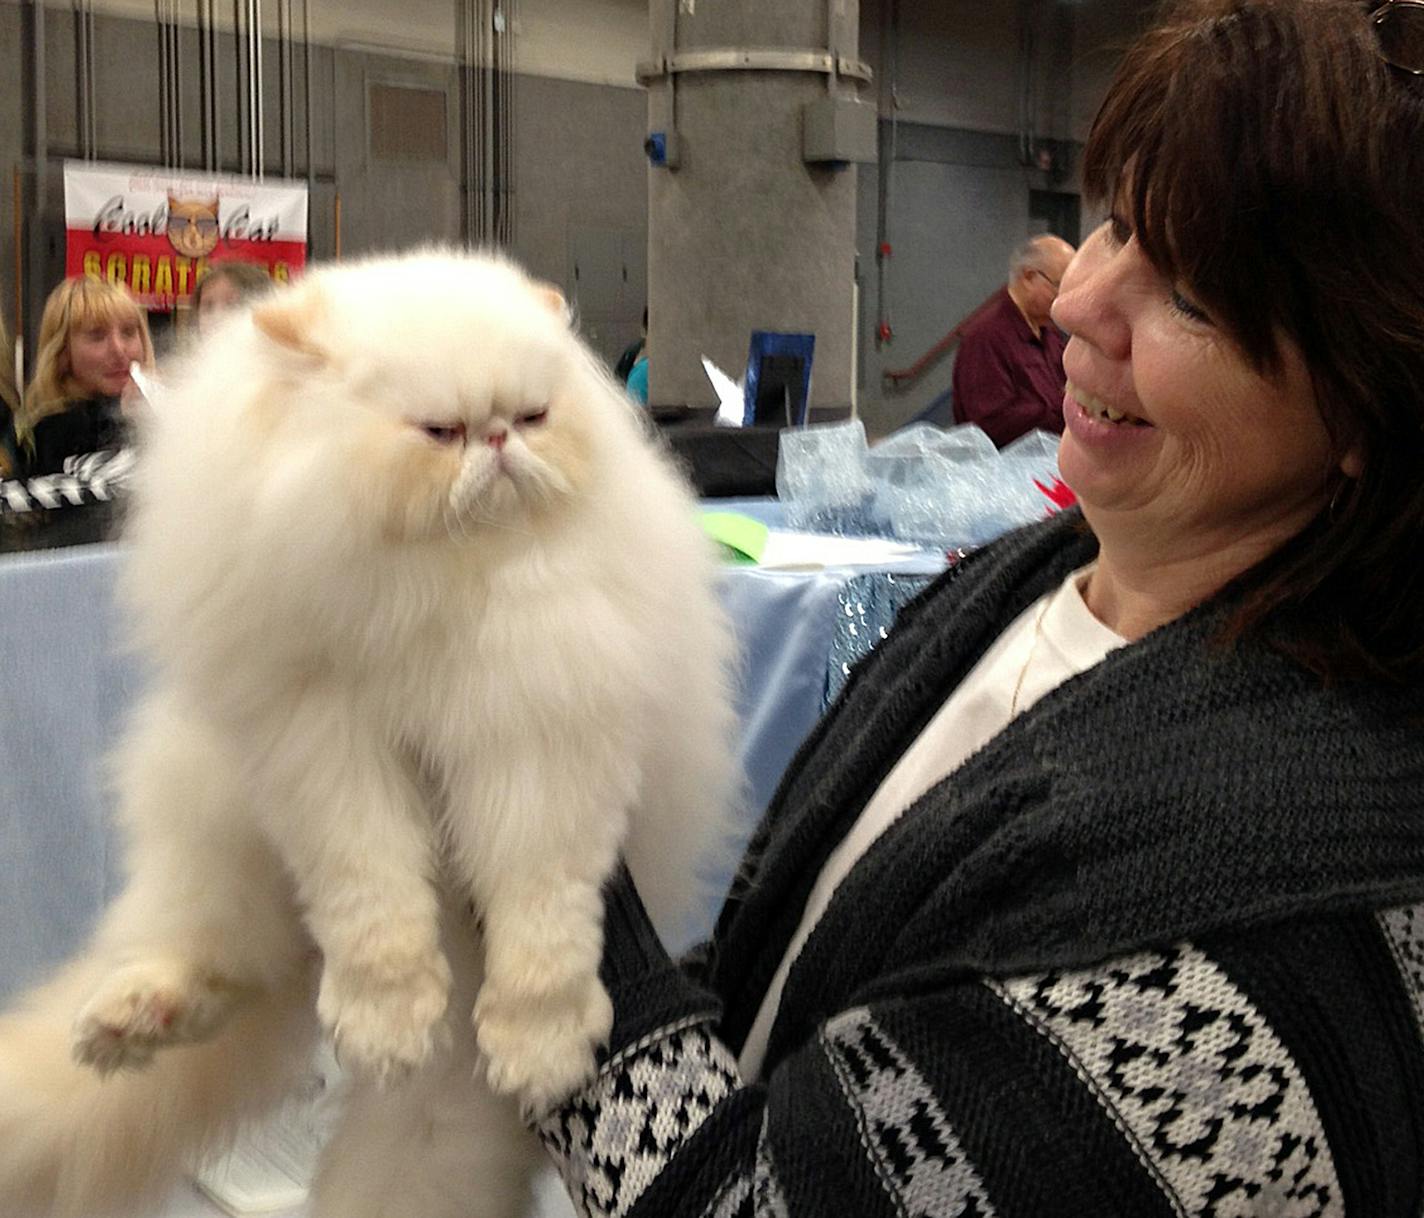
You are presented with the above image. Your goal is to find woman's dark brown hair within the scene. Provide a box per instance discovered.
[1083,0,1424,682]
[191,259,273,312]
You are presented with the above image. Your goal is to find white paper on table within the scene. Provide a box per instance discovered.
[190,1047,340,1216]
[701,356,744,428]
[758,530,941,571]
[192,1126,313,1216]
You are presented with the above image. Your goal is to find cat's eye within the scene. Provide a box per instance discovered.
[515,409,548,428]
[418,422,467,445]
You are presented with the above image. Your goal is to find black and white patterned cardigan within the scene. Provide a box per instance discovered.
[538,511,1424,1218]
[0,448,133,514]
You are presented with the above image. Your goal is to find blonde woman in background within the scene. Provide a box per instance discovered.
[0,306,19,477]
[19,277,154,477]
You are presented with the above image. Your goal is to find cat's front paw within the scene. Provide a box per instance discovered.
[473,973,613,1114]
[73,959,247,1074]
[318,945,451,1086]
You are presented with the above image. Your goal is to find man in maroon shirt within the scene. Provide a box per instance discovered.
[951,234,1076,447]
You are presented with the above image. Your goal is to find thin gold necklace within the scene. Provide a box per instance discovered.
[1008,600,1051,718]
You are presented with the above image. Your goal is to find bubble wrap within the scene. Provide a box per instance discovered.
[776,419,1066,551]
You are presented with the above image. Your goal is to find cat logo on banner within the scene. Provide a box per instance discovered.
[63,160,309,312]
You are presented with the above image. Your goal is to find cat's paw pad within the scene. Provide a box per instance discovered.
[73,961,243,1074]
[473,974,613,1113]
[318,948,451,1086]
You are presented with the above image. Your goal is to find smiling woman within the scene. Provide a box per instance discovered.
[19,277,155,478]
[1056,0,1424,676]
[527,3,1424,1216]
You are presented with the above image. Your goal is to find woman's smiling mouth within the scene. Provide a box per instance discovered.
[1067,381,1151,427]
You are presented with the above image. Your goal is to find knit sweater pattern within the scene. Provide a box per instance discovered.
[537,511,1424,1218]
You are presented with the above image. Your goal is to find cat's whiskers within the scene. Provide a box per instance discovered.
[466,510,536,539]
[443,498,534,541]
[442,505,470,544]
[442,498,479,543]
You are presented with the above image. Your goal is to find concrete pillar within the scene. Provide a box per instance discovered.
[643,0,868,414]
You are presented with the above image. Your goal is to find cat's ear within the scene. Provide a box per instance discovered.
[252,284,328,362]
[532,282,570,326]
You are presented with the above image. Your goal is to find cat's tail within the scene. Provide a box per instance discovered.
[0,951,318,1218]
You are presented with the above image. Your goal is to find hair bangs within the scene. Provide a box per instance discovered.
[64,278,144,336]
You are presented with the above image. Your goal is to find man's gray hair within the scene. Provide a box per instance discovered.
[1009,237,1052,280]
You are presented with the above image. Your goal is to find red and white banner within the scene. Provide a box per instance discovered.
[63,161,308,311]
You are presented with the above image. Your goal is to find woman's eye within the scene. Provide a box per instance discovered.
[514,409,548,428]
[1169,288,1212,325]
[1106,214,1132,247]
[418,422,467,444]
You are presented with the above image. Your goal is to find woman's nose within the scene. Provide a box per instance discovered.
[1052,244,1131,361]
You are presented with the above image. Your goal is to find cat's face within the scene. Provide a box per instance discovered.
[245,255,606,544]
[167,195,221,258]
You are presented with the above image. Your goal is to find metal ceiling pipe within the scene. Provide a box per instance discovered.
[232,0,243,172]
[279,0,293,177]
[173,0,184,166]
[246,0,263,175]
[252,0,264,178]
[199,0,219,170]
[74,0,96,159]
[303,0,313,191]
[155,0,168,165]
[27,0,48,354]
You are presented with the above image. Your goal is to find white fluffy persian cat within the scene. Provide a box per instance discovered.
[0,251,740,1218]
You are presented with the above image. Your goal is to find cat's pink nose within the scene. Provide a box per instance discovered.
[486,430,507,450]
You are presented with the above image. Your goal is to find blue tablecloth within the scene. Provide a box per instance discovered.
[0,515,942,1005]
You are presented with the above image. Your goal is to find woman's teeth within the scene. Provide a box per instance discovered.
[1071,384,1147,427]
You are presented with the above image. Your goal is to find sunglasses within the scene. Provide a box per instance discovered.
[1372,0,1424,74]
[168,216,220,235]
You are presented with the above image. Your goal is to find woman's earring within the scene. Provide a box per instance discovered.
[1328,478,1351,523]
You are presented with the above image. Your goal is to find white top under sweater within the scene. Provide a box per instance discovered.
[738,564,1125,1080]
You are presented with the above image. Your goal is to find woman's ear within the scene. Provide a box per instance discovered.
[252,282,329,362]
[1340,447,1364,479]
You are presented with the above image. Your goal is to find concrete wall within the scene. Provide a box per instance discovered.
[1,0,647,364]
[32,0,651,85]
[852,0,1154,433]
[856,126,1063,431]
[2,0,1149,400]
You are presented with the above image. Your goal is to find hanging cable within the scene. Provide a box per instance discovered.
[251,0,265,178]
[173,0,184,167]
[279,0,293,177]
[302,0,313,193]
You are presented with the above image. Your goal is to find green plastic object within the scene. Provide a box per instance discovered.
[700,511,770,564]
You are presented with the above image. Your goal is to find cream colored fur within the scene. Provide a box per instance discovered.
[0,251,740,1218]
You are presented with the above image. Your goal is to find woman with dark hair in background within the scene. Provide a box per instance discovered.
[18,277,154,477]
[530,1,1424,1214]
[191,259,274,335]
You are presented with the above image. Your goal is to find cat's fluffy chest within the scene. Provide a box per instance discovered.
[323,543,646,775]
